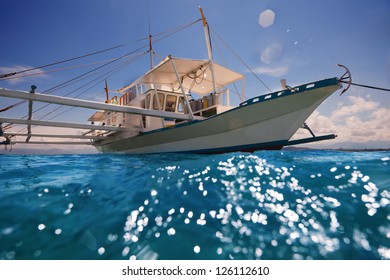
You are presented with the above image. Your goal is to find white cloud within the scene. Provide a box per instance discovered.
[293,96,390,148]
[330,96,378,121]
[0,65,48,85]
[253,65,289,77]
[261,43,283,64]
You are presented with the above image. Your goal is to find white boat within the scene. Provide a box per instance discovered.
[0,8,349,154]
[88,56,341,154]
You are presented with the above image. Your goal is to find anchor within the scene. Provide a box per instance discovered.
[337,64,352,95]
[338,64,390,93]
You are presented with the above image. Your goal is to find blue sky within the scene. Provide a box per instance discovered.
[1,0,390,152]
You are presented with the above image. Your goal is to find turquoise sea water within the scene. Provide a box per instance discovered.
[0,150,389,260]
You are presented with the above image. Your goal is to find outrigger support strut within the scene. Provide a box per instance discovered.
[285,134,337,147]
[301,122,316,138]
[0,123,11,147]
[337,64,352,95]
[283,122,337,147]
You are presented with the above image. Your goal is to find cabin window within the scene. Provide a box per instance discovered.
[153,92,165,110]
[119,94,127,106]
[165,95,177,112]
[136,84,145,95]
[109,96,118,105]
[126,86,137,103]
[145,94,151,109]
[177,96,185,112]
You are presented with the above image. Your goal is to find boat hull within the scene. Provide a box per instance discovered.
[94,78,341,154]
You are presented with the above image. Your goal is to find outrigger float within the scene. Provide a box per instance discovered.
[0,8,351,154]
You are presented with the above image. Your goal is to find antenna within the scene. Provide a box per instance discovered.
[147,0,154,68]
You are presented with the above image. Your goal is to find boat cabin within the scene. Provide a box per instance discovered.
[89,56,245,135]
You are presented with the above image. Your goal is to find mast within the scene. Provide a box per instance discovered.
[199,6,217,94]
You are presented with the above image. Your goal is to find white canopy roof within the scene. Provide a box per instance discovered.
[121,56,244,95]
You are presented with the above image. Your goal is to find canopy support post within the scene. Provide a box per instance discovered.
[170,56,194,120]
[148,66,165,127]
[241,78,246,103]
[26,85,36,142]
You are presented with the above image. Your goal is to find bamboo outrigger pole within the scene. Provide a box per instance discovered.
[0,88,195,120]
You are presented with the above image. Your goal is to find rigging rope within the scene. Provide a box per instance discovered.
[0,18,202,113]
[0,50,150,114]
[0,101,24,113]
[0,51,149,116]
[341,81,390,92]
[146,18,202,39]
[209,30,244,100]
[42,48,150,94]
[1,57,124,81]
[152,19,202,46]
[13,52,146,136]
[209,26,272,93]
[6,52,146,136]
[0,44,129,79]
[37,53,146,122]
[0,18,200,83]
[1,17,218,135]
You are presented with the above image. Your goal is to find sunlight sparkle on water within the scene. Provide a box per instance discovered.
[3,152,387,260]
[194,246,201,254]
[38,224,46,231]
